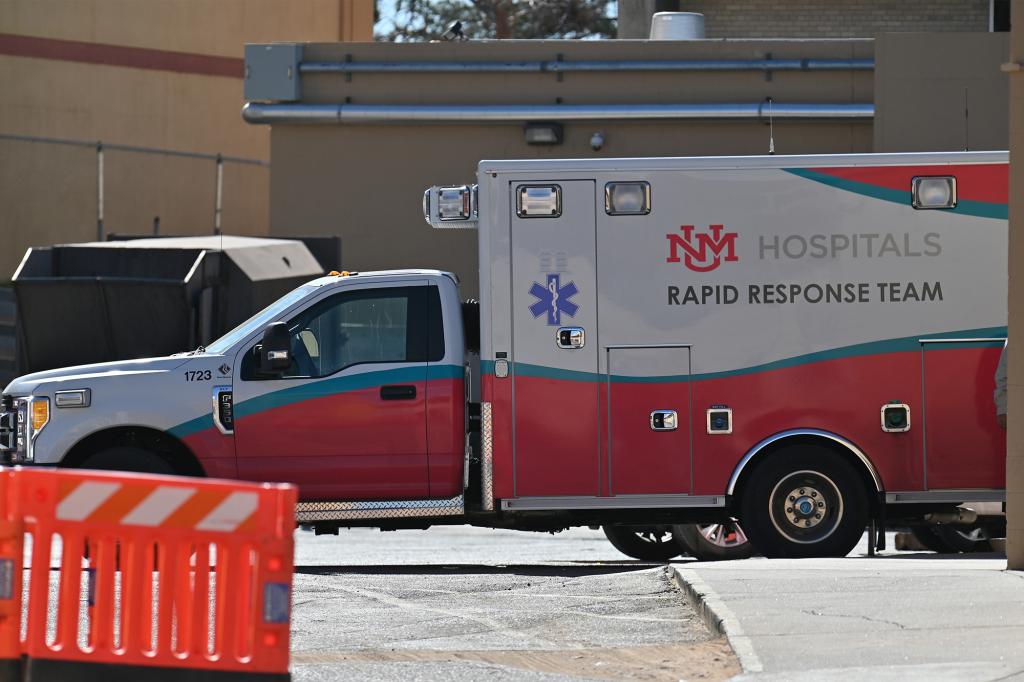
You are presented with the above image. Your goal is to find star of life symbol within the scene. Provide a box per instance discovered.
[528,274,579,326]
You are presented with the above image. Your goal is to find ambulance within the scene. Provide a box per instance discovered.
[0,151,1008,558]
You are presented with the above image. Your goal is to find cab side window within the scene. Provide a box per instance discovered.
[242,285,444,380]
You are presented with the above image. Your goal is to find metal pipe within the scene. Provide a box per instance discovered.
[242,101,873,125]
[96,142,104,242]
[0,132,267,166]
[214,154,224,235]
[300,57,874,74]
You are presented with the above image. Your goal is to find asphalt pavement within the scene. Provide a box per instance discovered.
[290,526,738,681]
[671,534,1024,681]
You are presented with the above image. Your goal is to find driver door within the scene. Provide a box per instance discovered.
[233,281,435,501]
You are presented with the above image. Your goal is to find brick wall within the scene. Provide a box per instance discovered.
[679,0,990,38]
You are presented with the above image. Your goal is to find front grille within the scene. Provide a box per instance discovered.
[1,395,11,411]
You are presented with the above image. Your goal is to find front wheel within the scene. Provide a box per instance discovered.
[602,525,683,562]
[79,446,176,474]
[673,522,756,562]
[738,446,868,558]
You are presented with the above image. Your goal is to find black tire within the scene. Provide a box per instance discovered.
[602,525,683,561]
[79,446,176,475]
[911,525,990,553]
[738,446,869,558]
[673,522,757,562]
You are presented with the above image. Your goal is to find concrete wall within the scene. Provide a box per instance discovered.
[1006,0,1023,570]
[266,39,874,297]
[0,0,373,280]
[874,33,1010,152]
[679,0,990,38]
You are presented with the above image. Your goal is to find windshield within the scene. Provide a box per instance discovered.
[204,284,319,354]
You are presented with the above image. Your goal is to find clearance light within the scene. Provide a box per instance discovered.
[31,397,49,432]
[517,185,561,218]
[912,176,956,209]
[605,182,651,215]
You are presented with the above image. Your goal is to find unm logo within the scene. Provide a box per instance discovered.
[666,224,739,273]
[528,274,579,326]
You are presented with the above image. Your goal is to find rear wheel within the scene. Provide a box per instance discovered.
[739,446,869,558]
[602,525,683,561]
[673,522,756,562]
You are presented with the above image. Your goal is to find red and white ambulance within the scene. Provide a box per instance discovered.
[1,151,1008,558]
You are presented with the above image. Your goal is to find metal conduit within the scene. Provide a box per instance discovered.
[300,58,874,74]
[242,101,874,125]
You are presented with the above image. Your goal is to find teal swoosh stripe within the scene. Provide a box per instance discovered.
[169,364,463,438]
[482,327,1005,384]
[784,168,1007,220]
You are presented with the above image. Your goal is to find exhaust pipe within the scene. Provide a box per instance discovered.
[924,507,979,525]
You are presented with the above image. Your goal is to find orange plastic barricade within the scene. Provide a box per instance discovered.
[3,466,296,682]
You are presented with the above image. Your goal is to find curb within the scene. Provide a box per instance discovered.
[667,565,764,674]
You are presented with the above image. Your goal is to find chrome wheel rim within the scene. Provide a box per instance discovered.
[698,522,749,548]
[769,470,844,544]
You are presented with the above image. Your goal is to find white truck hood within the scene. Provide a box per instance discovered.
[4,355,193,396]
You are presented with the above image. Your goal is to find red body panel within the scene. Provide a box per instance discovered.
[923,346,1005,488]
[234,382,429,501]
[492,346,1004,501]
[182,429,237,479]
[513,377,600,497]
[607,382,690,495]
[426,377,466,497]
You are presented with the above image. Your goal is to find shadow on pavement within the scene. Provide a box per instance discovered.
[861,551,1007,561]
[294,562,661,577]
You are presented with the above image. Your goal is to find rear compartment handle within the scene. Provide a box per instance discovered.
[380,385,417,400]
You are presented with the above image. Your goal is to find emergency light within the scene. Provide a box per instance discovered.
[605,182,651,215]
[912,176,956,209]
[422,185,478,229]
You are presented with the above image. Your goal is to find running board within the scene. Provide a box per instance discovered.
[501,494,725,511]
[296,495,464,523]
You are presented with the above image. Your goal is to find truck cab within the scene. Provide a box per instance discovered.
[1,270,468,508]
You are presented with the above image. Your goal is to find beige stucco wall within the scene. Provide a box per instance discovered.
[874,33,1009,152]
[1006,0,1023,570]
[0,0,373,280]
[268,39,875,297]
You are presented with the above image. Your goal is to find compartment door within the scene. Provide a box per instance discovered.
[510,180,599,497]
[607,346,692,496]
[922,338,1006,489]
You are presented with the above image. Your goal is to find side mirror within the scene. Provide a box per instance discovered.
[258,322,291,376]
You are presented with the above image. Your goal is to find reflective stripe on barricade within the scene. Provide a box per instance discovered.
[0,467,296,682]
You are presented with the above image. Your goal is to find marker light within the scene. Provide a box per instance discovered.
[605,182,651,215]
[912,176,956,209]
[516,185,561,218]
[31,398,49,432]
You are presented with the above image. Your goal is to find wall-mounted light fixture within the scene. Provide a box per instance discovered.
[524,122,564,146]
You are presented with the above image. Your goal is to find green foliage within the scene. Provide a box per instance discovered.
[378,0,617,41]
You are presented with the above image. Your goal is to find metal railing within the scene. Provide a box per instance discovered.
[0,133,268,240]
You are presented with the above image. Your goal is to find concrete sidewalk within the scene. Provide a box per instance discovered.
[672,544,1024,680]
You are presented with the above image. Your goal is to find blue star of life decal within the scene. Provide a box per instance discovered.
[528,274,579,326]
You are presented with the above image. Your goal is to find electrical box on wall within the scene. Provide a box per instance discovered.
[245,43,303,102]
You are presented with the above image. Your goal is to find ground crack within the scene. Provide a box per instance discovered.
[801,609,908,629]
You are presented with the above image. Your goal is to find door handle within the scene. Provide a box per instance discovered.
[380,384,417,401]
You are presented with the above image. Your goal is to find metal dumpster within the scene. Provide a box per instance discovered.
[12,236,323,373]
